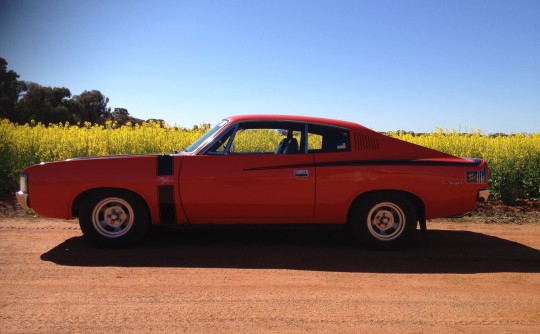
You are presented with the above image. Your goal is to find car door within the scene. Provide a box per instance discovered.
[179,122,315,224]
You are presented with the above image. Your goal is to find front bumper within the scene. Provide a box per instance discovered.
[16,191,30,210]
[477,189,490,202]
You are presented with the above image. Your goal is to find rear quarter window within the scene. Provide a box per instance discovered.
[308,125,350,153]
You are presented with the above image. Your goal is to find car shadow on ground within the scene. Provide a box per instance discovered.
[41,226,540,274]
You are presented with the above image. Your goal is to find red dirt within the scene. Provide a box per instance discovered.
[0,219,539,333]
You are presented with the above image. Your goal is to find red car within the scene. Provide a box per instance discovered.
[17,115,489,248]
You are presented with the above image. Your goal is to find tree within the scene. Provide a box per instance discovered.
[1,58,139,126]
[15,83,73,124]
[0,57,27,121]
[110,108,130,125]
[72,90,111,124]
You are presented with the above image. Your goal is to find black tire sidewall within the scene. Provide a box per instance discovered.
[349,194,417,249]
[79,190,150,247]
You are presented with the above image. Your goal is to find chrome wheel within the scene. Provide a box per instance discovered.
[91,197,134,238]
[366,202,406,241]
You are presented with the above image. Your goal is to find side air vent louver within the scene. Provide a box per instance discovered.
[354,133,380,150]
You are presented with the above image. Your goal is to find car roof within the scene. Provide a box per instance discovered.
[224,114,367,130]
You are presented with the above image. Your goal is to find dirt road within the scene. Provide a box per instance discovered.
[1,219,539,333]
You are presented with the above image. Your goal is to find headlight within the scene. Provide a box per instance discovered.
[20,174,28,193]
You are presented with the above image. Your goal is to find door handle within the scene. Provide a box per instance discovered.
[294,170,309,177]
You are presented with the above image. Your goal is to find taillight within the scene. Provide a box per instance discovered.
[466,167,487,184]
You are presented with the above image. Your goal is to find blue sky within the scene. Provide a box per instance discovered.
[1,0,539,133]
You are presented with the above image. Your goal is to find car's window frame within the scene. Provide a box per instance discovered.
[202,123,239,155]
[199,120,351,155]
[184,119,230,153]
[201,121,306,155]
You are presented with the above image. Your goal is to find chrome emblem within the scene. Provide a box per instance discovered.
[157,176,174,185]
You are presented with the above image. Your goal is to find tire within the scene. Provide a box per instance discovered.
[79,190,150,247]
[349,193,417,249]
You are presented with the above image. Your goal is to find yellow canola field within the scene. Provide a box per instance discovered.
[389,129,540,203]
[1,120,539,203]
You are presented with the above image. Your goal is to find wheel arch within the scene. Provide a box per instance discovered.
[347,189,425,227]
[72,187,151,219]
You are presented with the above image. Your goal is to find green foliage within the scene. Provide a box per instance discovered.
[15,83,73,124]
[0,58,27,121]
[72,90,111,124]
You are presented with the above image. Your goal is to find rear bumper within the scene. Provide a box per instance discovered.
[477,189,490,203]
[16,191,30,210]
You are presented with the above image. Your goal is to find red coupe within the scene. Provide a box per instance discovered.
[17,115,489,248]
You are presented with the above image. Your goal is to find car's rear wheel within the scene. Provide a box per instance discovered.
[79,190,149,247]
[349,193,417,249]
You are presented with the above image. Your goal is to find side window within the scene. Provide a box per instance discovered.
[206,121,305,154]
[233,128,282,153]
[308,133,323,151]
[308,125,350,153]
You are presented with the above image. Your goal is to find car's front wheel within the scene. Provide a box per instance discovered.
[349,193,417,249]
[79,190,150,247]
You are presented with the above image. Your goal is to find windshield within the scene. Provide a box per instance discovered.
[184,119,229,153]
